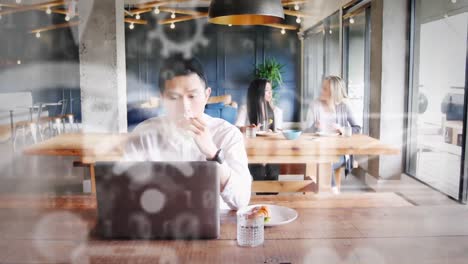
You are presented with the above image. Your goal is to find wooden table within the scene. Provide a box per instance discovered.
[24,133,399,193]
[2,194,468,263]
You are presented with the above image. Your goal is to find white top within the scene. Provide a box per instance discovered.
[123,114,252,210]
[235,105,283,129]
[306,100,338,132]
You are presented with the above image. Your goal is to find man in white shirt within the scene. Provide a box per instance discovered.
[124,54,252,210]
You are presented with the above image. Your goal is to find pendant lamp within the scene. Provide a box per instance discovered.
[209,0,284,26]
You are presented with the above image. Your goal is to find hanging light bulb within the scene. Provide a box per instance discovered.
[294,4,300,11]
[129,23,135,30]
[170,22,175,29]
[171,12,176,19]
[349,17,355,24]
[65,14,70,21]
[228,24,232,27]
[281,28,286,35]
[296,17,301,23]
[329,29,333,34]
[135,14,141,19]
[35,32,41,38]
[17,60,21,65]
[153,7,160,14]
[46,7,52,14]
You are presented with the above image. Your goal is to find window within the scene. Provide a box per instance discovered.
[406,0,468,201]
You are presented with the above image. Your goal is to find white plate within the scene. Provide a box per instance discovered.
[316,131,340,137]
[239,204,298,227]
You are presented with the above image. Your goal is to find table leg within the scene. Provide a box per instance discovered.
[335,167,343,191]
[9,110,14,146]
[90,164,96,194]
[316,163,332,193]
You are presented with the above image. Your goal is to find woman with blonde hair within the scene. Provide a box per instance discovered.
[306,75,361,193]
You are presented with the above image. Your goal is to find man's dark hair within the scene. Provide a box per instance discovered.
[158,54,208,93]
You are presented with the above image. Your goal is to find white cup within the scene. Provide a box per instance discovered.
[344,126,352,137]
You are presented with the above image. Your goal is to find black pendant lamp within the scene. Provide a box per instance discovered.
[209,0,284,26]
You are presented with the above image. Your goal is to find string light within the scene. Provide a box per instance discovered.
[294,4,300,11]
[296,17,301,23]
[46,7,52,14]
[65,14,70,21]
[281,28,286,35]
[170,22,175,29]
[228,24,232,27]
[349,17,355,24]
[171,12,176,19]
[129,23,135,30]
[153,7,160,14]
[135,14,140,19]
[35,32,41,38]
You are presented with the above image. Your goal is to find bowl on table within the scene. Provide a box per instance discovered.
[282,130,302,140]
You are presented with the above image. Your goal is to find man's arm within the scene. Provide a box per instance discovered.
[217,131,252,210]
[188,117,252,210]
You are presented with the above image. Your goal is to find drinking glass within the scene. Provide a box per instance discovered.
[237,211,264,247]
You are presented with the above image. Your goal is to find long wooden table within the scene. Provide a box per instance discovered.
[2,194,468,263]
[23,133,399,193]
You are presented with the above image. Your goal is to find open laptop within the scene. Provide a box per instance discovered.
[93,161,220,240]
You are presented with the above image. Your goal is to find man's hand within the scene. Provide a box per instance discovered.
[185,117,218,159]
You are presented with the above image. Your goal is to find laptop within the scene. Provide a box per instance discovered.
[93,161,221,240]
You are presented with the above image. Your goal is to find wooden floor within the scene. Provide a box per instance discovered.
[0,194,467,263]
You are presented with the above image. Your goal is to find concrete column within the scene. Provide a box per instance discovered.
[368,0,409,180]
[78,0,127,133]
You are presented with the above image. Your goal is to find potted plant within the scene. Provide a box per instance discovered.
[254,58,285,103]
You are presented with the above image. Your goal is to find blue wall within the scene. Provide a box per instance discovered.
[125,14,301,121]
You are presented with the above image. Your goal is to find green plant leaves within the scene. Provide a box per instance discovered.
[254,58,285,102]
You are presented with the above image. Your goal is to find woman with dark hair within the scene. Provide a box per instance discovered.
[236,78,283,131]
[236,79,283,192]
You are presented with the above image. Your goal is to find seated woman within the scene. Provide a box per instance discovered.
[236,79,283,194]
[305,75,361,193]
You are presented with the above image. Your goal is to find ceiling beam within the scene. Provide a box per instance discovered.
[39,8,70,15]
[282,0,307,6]
[283,9,316,17]
[158,13,207,24]
[29,21,79,34]
[124,18,148,25]
[127,7,153,16]
[158,7,206,16]
[0,0,64,16]
[136,0,198,9]
[0,3,20,8]
[264,23,298,30]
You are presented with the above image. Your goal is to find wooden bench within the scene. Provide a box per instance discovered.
[251,164,344,194]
